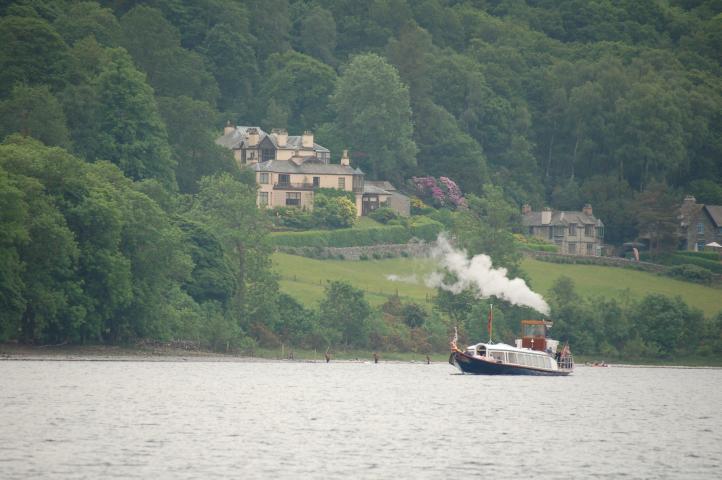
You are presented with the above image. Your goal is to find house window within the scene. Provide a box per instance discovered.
[278,174,290,186]
[597,226,604,239]
[313,176,320,188]
[338,177,346,189]
[568,242,577,254]
[586,243,593,255]
[718,227,722,236]
[696,241,705,251]
[584,224,593,236]
[247,150,256,160]
[259,172,269,184]
[286,192,301,206]
[568,223,577,236]
[554,226,565,237]
[261,148,275,162]
[258,192,269,206]
[547,226,553,240]
[697,223,704,235]
[241,150,246,163]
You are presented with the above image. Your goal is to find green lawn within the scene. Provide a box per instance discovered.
[272,253,722,316]
[273,252,436,307]
[521,257,722,317]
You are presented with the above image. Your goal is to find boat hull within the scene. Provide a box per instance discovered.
[450,351,571,376]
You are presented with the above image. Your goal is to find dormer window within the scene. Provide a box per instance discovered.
[261,148,275,162]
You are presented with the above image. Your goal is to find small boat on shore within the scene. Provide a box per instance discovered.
[449,319,573,376]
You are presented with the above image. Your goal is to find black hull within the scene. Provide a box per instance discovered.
[450,351,571,376]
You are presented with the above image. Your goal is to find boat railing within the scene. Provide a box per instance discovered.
[557,355,574,370]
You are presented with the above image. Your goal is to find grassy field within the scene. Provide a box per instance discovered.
[272,253,722,316]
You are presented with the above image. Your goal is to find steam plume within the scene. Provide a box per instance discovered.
[426,235,550,315]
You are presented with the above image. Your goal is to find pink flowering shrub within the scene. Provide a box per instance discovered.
[411,176,466,209]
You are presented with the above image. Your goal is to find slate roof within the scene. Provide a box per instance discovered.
[215,126,329,153]
[251,159,362,175]
[704,205,722,227]
[366,180,396,191]
[363,183,392,195]
[522,210,604,227]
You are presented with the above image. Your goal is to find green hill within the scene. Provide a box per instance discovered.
[272,253,722,317]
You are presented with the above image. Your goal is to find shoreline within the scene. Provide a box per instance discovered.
[0,343,442,364]
[2,344,721,368]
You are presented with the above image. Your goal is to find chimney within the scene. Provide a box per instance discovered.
[302,130,314,148]
[247,127,259,147]
[340,149,350,166]
[541,207,552,225]
[521,203,532,215]
[582,203,593,216]
[224,120,235,135]
[277,128,288,147]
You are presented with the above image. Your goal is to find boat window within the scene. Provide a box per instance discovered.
[490,351,505,363]
[507,352,519,364]
[476,346,486,357]
[523,324,546,337]
[520,354,531,366]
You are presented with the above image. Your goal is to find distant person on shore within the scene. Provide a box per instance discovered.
[426,355,431,365]
[325,352,330,363]
[373,352,379,364]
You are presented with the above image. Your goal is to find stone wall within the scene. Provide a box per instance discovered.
[524,250,667,272]
[277,240,434,260]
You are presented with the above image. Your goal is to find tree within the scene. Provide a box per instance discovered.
[192,173,276,331]
[53,1,121,46]
[453,184,522,273]
[156,95,235,193]
[260,51,337,133]
[634,182,680,255]
[0,84,71,148]
[332,53,417,182]
[120,5,219,104]
[199,22,258,115]
[0,15,68,94]
[94,49,176,187]
[319,280,371,347]
[298,4,337,65]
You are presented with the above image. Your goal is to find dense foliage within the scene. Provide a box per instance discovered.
[0,0,720,354]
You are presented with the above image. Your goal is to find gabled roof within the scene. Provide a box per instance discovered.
[251,159,361,175]
[704,205,722,227]
[366,180,396,191]
[215,126,329,153]
[522,210,603,227]
[363,183,392,195]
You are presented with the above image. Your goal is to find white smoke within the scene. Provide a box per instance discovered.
[426,235,550,315]
[386,273,419,283]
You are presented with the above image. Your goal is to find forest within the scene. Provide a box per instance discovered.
[0,0,720,357]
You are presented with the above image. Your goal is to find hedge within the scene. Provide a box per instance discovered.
[665,264,714,284]
[270,216,443,248]
[641,252,722,274]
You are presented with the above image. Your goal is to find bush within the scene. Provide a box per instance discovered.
[666,264,714,284]
[368,207,398,224]
[642,252,722,274]
[313,193,356,228]
[270,217,443,248]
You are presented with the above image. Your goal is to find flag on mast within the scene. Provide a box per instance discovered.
[487,303,493,341]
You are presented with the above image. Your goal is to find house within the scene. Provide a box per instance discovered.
[364,180,410,216]
[679,195,722,251]
[216,123,403,217]
[522,203,605,256]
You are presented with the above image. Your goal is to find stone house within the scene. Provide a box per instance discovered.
[521,203,605,256]
[216,124,403,217]
[679,195,722,251]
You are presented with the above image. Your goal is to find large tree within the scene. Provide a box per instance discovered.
[332,53,417,182]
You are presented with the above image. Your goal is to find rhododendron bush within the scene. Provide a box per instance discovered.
[411,176,466,209]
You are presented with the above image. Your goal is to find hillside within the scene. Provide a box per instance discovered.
[272,253,722,317]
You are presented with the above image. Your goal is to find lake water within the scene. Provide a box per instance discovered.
[1,360,720,479]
